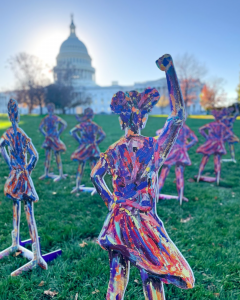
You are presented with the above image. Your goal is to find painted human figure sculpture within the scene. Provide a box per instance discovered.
[0,99,48,276]
[196,114,238,184]
[70,108,106,194]
[39,103,68,182]
[214,104,239,163]
[91,55,194,300]
[157,122,198,205]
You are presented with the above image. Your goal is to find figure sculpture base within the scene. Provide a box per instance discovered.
[0,237,62,276]
[194,175,221,184]
[72,184,96,195]
[221,158,236,163]
[159,194,189,202]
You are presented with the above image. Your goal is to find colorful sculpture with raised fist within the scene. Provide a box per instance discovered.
[91,55,194,300]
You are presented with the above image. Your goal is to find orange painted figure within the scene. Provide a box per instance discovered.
[39,103,68,182]
[0,99,47,276]
[91,55,194,300]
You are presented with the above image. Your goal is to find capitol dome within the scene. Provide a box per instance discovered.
[54,17,95,86]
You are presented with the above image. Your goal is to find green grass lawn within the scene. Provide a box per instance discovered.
[0,114,240,300]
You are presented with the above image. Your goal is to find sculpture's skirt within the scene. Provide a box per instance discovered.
[71,143,100,162]
[196,140,226,155]
[163,146,191,166]
[98,205,194,289]
[42,136,66,152]
[4,169,39,202]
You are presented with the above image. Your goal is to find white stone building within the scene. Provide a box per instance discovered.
[53,18,205,115]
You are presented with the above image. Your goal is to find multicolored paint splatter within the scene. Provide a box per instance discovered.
[157,123,198,204]
[91,55,194,299]
[196,116,238,184]
[212,104,239,162]
[39,103,68,182]
[70,108,106,193]
[0,99,48,276]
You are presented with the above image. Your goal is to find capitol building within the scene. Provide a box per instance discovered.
[0,18,203,115]
[53,18,203,115]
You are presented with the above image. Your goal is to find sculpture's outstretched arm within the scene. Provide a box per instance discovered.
[91,157,113,210]
[155,54,185,164]
[27,141,39,174]
[58,118,67,136]
[186,128,198,150]
[70,127,82,144]
[39,120,46,137]
[199,124,210,139]
[0,137,11,170]
[96,127,106,145]
[224,127,239,143]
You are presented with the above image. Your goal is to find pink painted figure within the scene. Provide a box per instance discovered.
[195,115,238,184]
[0,99,48,276]
[91,55,194,300]
[157,123,198,205]
[70,108,106,194]
[39,103,68,182]
[213,104,239,163]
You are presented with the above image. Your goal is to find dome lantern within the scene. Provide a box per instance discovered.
[70,14,76,36]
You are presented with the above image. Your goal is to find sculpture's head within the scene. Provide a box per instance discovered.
[8,99,19,125]
[111,88,160,133]
[212,108,225,120]
[47,103,55,114]
[83,107,94,120]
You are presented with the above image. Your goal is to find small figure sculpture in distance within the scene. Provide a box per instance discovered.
[218,104,239,163]
[0,99,48,276]
[91,55,194,300]
[70,108,106,194]
[39,103,68,182]
[195,109,238,185]
[157,120,198,205]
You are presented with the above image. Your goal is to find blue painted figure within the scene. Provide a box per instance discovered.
[70,108,106,193]
[91,55,194,300]
[0,99,48,276]
[39,103,68,182]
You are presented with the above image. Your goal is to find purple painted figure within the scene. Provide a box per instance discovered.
[70,108,106,194]
[91,55,194,300]
[157,122,198,205]
[213,104,239,163]
[39,103,68,182]
[195,114,238,185]
[0,99,48,276]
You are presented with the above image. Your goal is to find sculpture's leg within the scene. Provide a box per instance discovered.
[140,269,165,300]
[158,166,171,193]
[39,149,56,180]
[54,151,68,182]
[0,200,21,259]
[197,155,209,182]
[214,154,221,185]
[11,201,47,276]
[229,143,236,162]
[106,250,130,300]
[71,161,85,194]
[175,164,186,205]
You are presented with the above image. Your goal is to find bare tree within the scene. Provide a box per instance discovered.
[8,52,49,114]
[175,53,207,109]
[200,78,227,110]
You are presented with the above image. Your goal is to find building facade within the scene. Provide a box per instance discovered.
[53,18,204,115]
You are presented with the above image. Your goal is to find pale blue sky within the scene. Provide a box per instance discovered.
[0,0,239,99]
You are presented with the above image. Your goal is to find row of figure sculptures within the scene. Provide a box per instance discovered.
[0,54,239,299]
